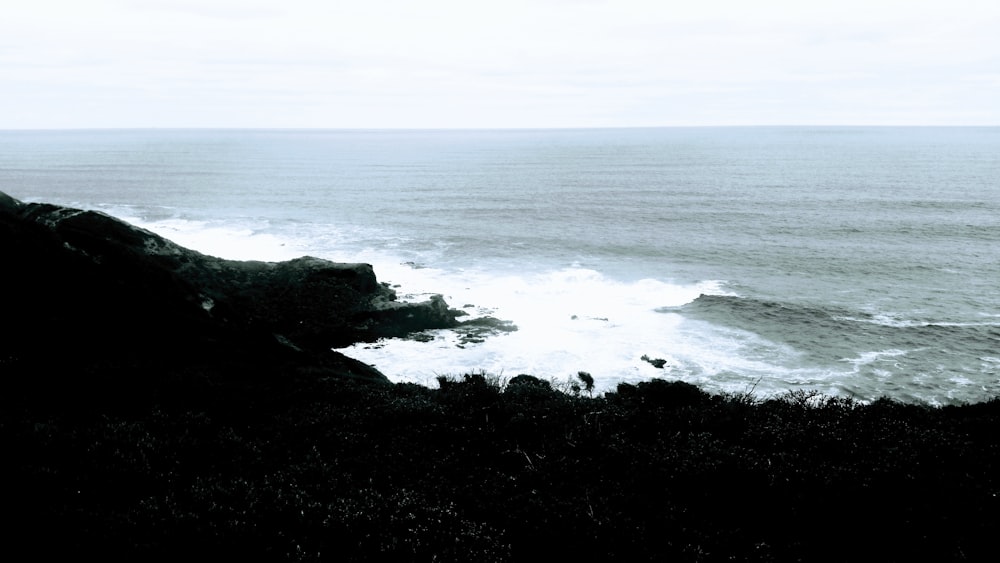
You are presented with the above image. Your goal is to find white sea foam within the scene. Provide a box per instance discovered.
[839,313,1000,329]
[341,267,835,397]
[345,267,727,390]
[842,349,912,371]
[124,215,309,262]
[110,212,865,398]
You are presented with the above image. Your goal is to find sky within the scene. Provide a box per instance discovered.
[2,0,998,128]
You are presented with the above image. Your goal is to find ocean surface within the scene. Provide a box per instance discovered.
[3,127,998,404]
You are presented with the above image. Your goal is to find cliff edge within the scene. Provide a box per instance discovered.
[0,191,461,387]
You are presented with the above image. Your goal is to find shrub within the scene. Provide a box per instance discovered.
[576,371,594,395]
[506,374,552,391]
[609,379,709,409]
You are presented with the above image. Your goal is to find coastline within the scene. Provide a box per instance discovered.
[5,127,998,405]
[0,191,467,382]
[4,192,1000,559]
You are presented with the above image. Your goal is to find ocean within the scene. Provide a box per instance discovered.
[2,127,998,404]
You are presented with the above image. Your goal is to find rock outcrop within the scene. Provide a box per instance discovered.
[0,191,462,385]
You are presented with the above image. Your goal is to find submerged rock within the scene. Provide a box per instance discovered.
[0,191,463,385]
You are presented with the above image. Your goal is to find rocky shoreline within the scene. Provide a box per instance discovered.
[4,192,999,561]
[1,191,468,384]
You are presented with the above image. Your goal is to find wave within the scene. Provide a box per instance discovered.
[135,218,307,262]
[838,311,1000,329]
[677,294,1000,377]
[681,293,1000,335]
[678,294,866,336]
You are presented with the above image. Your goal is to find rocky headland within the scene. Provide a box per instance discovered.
[0,191,461,388]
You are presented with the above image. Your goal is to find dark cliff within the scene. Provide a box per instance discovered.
[0,191,460,388]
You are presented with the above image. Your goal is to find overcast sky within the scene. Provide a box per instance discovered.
[3,0,998,128]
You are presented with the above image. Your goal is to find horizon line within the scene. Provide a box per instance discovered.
[2,124,999,132]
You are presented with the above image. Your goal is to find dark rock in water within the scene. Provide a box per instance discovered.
[641,354,668,369]
[0,192,463,387]
[404,332,437,343]
[356,294,460,342]
[453,316,518,346]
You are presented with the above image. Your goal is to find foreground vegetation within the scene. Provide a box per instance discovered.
[4,370,999,561]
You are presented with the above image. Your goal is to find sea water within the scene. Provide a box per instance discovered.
[2,127,998,404]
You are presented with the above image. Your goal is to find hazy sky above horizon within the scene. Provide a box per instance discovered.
[3,0,998,128]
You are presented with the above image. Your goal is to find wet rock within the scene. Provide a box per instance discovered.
[453,316,518,346]
[356,294,462,342]
[641,354,668,369]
